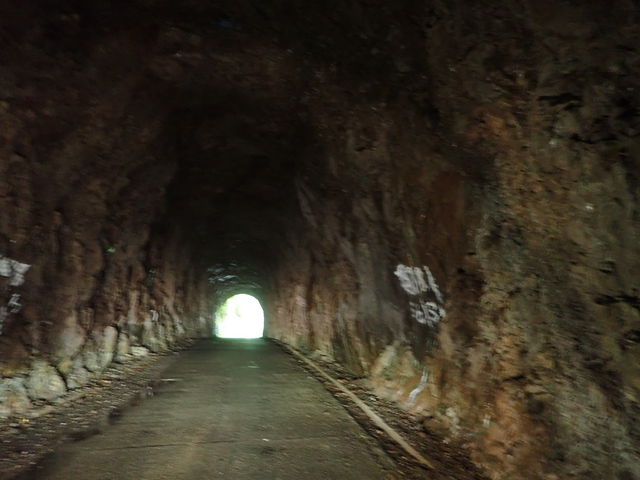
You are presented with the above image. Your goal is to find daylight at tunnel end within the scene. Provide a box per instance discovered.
[214,294,264,339]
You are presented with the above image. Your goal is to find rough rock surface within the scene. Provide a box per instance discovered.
[0,344,193,480]
[0,378,31,418]
[0,2,638,479]
[24,362,66,402]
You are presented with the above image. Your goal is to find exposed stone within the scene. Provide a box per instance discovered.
[0,378,32,418]
[141,311,162,353]
[100,326,118,368]
[82,326,118,373]
[82,349,100,374]
[130,346,150,358]
[114,332,131,363]
[50,314,86,364]
[25,361,66,401]
[64,358,92,390]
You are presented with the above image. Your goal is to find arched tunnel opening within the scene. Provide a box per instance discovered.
[0,2,639,479]
[214,294,264,339]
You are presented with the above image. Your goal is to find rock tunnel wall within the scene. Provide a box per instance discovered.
[0,0,308,418]
[0,125,212,411]
[265,2,640,479]
[0,1,638,479]
[0,14,214,413]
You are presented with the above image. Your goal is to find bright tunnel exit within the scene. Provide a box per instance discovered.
[215,294,264,338]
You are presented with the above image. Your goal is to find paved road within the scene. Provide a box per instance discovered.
[25,339,395,479]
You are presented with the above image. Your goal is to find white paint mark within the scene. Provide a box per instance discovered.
[408,368,429,406]
[0,256,31,287]
[150,309,159,323]
[410,301,445,327]
[0,259,11,277]
[394,265,429,296]
[423,267,443,304]
[8,294,22,313]
[395,264,446,326]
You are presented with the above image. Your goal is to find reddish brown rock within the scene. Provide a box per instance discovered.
[0,2,638,479]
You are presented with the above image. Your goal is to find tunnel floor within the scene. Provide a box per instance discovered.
[20,339,396,480]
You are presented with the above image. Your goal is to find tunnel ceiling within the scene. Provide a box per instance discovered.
[0,0,437,294]
[3,0,330,292]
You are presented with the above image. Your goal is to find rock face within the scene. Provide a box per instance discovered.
[0,378,31,417]
[25,361,66,401]
[0,2,638,479]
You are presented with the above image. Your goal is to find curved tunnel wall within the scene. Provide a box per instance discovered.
[0,2,639,479]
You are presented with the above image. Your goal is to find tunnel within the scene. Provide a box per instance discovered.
[0,1,639,479]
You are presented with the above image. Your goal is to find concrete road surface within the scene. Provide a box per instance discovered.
[22,339,396,480]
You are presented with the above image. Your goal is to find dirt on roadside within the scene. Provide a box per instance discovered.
[276,341,489,480]
[0,340,194,480]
